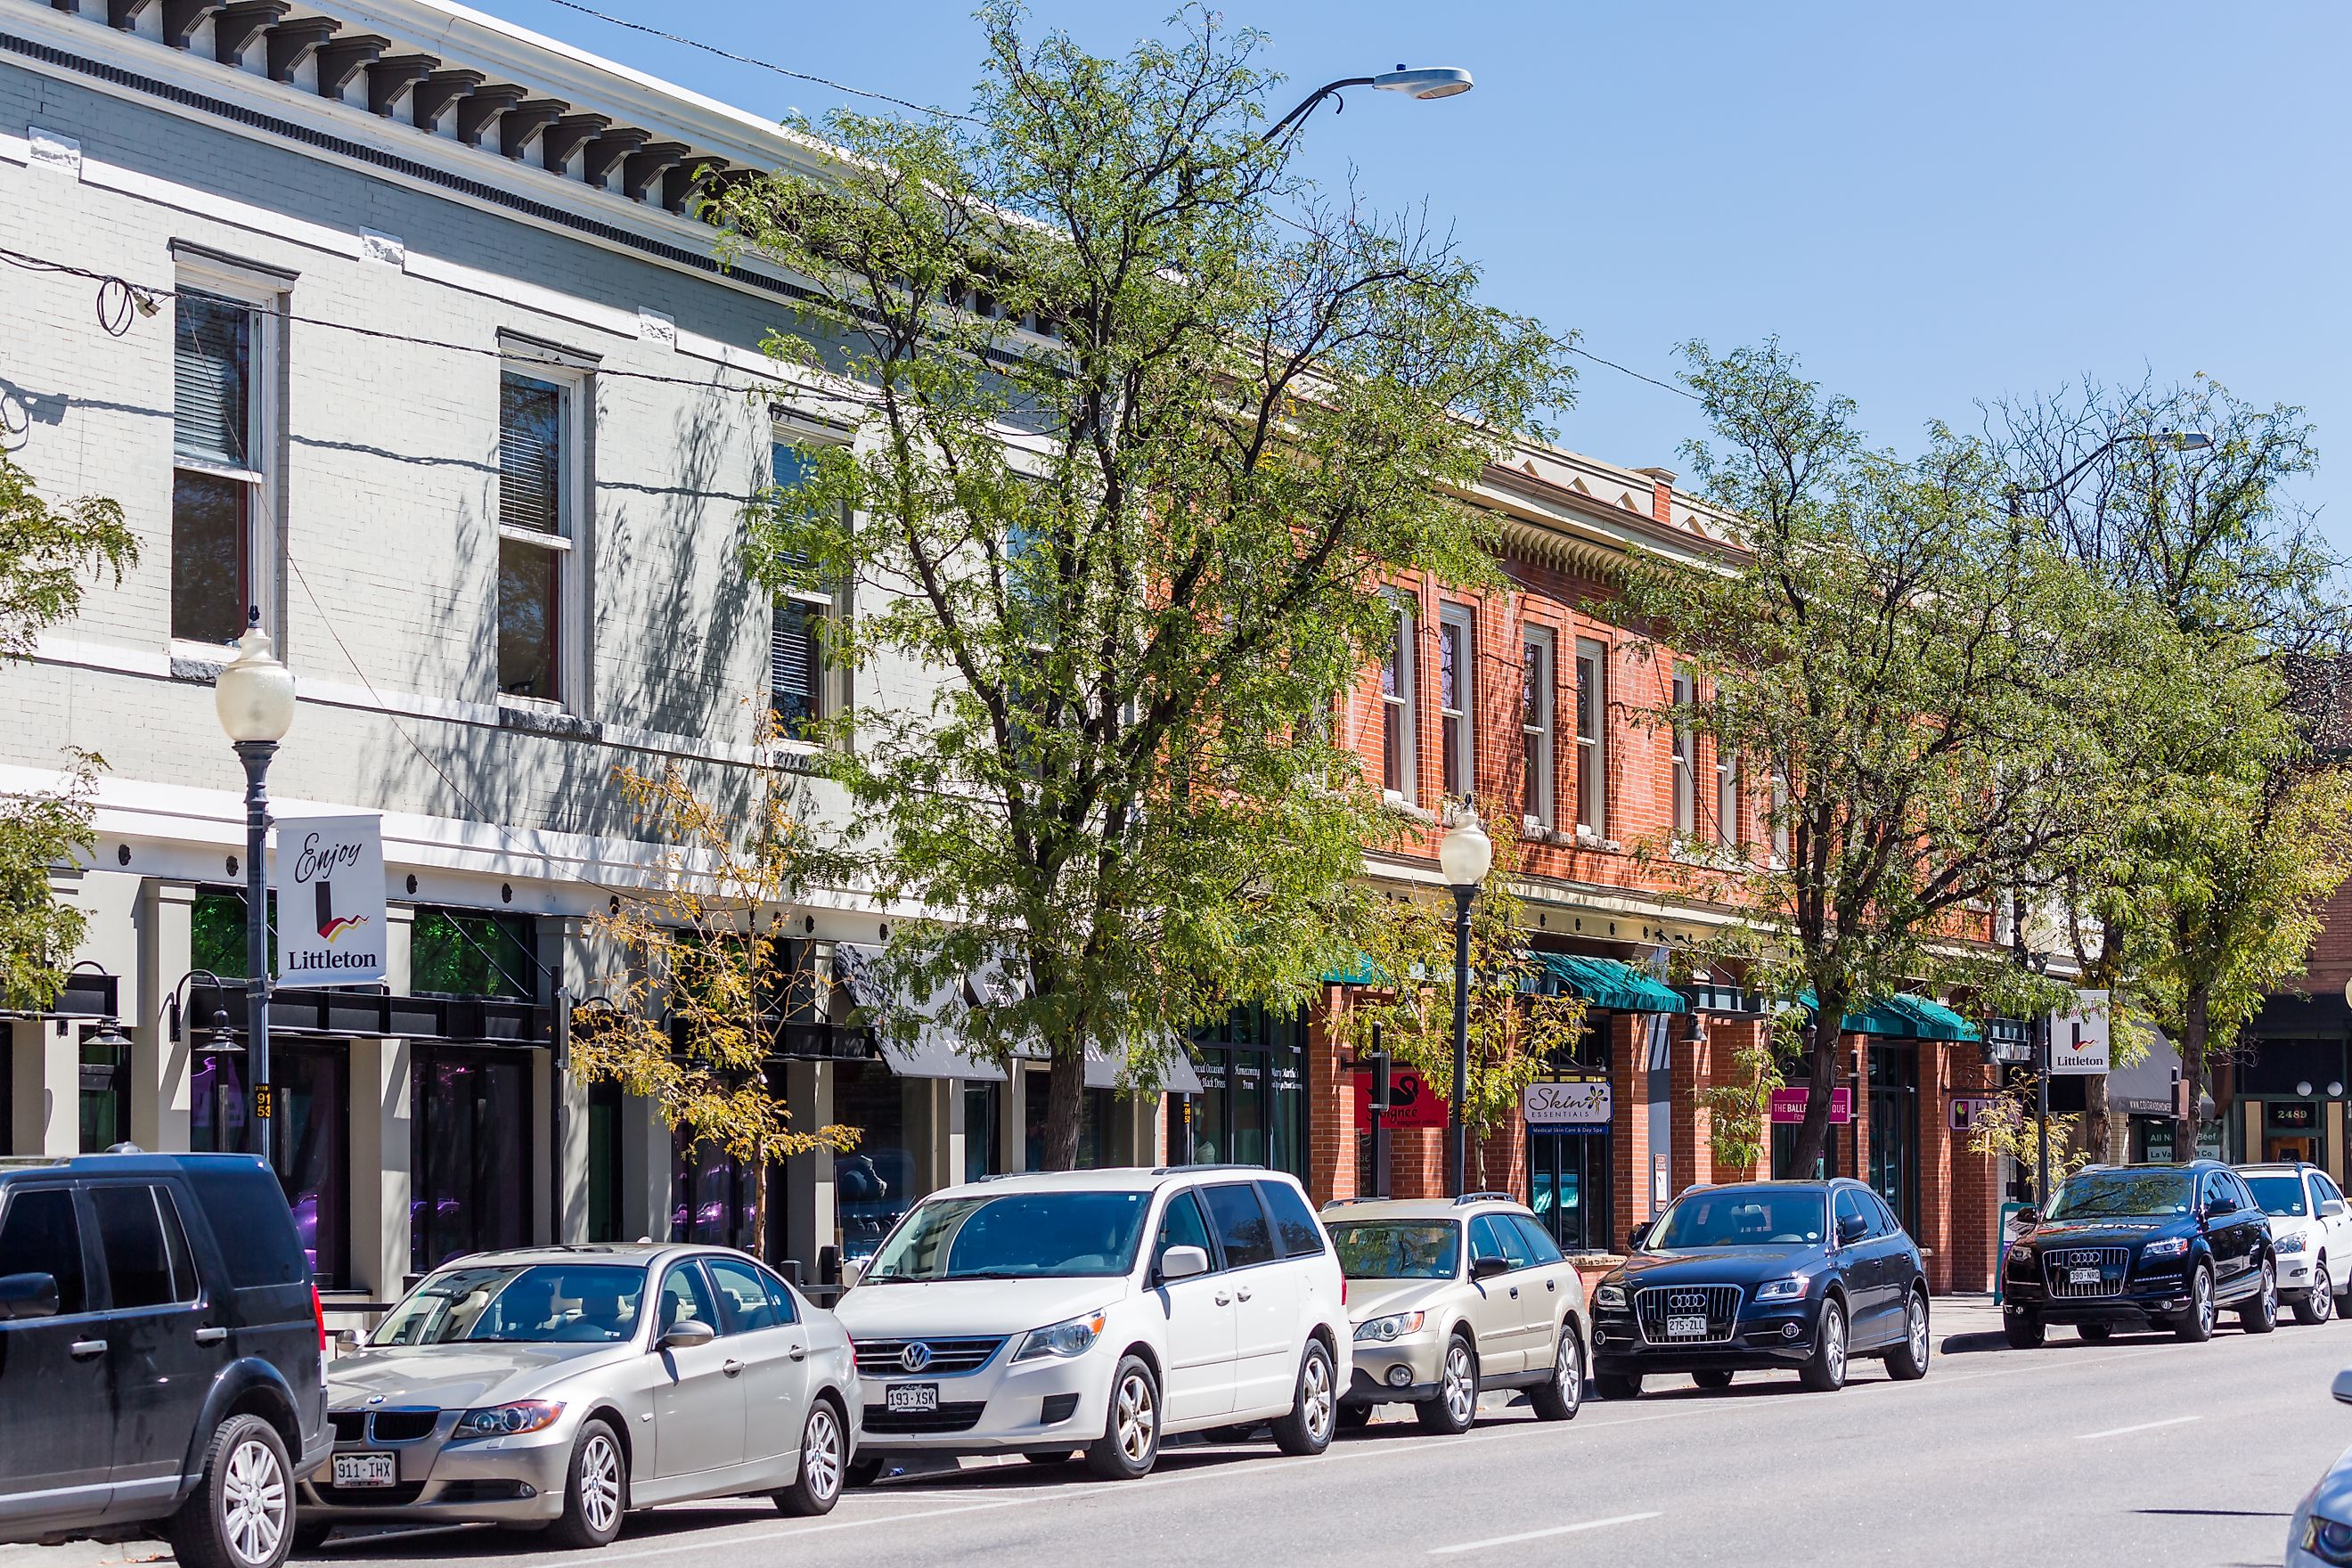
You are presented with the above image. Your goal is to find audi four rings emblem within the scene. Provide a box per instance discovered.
[900,1342,934,1373]
[1670,1294,1707,1311]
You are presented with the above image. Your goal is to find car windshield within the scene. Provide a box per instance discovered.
[864,1191,1152,1281]
[1647,1188,1825,1248]
[372,1263,647,1346]
[2246,1175,2310,1218]
[2046,1170,2193,1220]
[1329,1221,1461,1279]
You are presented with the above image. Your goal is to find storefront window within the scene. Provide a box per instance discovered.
[78,1031,126,1152]
[1189,1005,1307,1178]
[1868,1042,1919,1235]
[963,1082,1001,1183]
[411,1046,533,1274]
[1526,1128,1612,1254]
[672,1134,758,1251]
[192,1044,350,1286]
[586,1079,623,1243]
[835,1060,919,1260]
[410,908,538,998]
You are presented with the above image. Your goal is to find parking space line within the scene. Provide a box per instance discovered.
[2075,1415,2202,1441]
[1427,1512,1662,1555]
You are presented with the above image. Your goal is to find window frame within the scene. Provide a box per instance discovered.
[1380,598,1419,804]
[1769,768,1792,868]
[1573,638,1607,836]
[91,1182,197,1311]
[1521,627,1556,830]
[1437,603,1474,802]
[766,429,853,750]
[495,353,592,713]
[1715,737,1742,852]
[169,257,283,656]
[1670,672,1695,838]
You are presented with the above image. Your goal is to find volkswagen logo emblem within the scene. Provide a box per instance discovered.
[1670,1294,1707,1311]
[900,1342,934,1373]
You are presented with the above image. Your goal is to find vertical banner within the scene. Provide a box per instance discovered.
[274,813,388,987]
[2049,989,2111,1075]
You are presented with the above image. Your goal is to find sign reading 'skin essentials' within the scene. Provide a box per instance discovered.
[274,813,387,987]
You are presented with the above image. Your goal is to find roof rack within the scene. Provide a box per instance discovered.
[1454,1191,1519,1205]
[1147,1163,1269,1175]
[1319,1196,1391,1207]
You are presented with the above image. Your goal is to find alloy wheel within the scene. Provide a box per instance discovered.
[1302,1348,1335,1443]
[2263,1262,2279,1321]
[1907,1297,1928,1366]
[1441,1343,1475,1427]
[222,1437,286,1568]
[578,1433,624,1534]
[2320,1264,2337,1322]
[1824,1305,1846,1384]
[1555,1332,1582,1415]
[803,1406,842,1505]
[2197,1268,2215,1335]
[1116,1370,1157,1464]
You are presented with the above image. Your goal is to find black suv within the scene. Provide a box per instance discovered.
[1588,1178,1930,1397]
[0,1153,330,1568]
[2000,1159,2277,1346]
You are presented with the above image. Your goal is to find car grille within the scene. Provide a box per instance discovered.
[328,1411,366,1442]
[1634,1285,1742,1344]
[328,1409,441,1444]
[862,1401,987,1434]
[853,1336,1007,1377]
[2042,1247,2130,1298]
[314,1482,426,1507]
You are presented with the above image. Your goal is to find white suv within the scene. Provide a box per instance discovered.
[2242,1162,2352,1323]
[832,1166,1349,1481]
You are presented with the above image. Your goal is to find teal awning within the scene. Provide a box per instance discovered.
[1531,953,1688,1014]
[1795,990,1980,1042]
[1322,952,1385,987]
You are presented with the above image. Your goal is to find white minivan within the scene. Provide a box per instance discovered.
[832,1166,1350,1481]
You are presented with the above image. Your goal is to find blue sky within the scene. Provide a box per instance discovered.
[490,0,2349,544]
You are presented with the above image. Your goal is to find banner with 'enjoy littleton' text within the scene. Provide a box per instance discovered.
[274,813,388,988]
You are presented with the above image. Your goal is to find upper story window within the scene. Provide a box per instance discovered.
[1574,638,1606,835]
[1380,600,1417,803]
[171,275,279,647]
[769,441,849,744]
[496,363,586,707]
[1770,769,1791,867]
[1438,605,1474,802]
[1715,738,1742,851]
[1670,671,1695,838]
[1521,628,1555,829]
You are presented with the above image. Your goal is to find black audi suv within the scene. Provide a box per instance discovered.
[1588,1178,1928,1397]
[2000,1160,2276,1346]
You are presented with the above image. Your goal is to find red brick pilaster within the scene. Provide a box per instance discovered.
[1669,1014,1711,1196]
[1609,1012,1652,1245]
[1306,988,1355,1208]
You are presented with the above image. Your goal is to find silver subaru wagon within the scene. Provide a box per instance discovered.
[298,1244,859,1548]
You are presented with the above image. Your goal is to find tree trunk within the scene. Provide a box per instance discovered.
[1041,1049,1086,1171]
[1789,1000,1842,1177]
[749,1137,770,1263]
[2176,984,2210,1163]
[2081,1073,2113,1164]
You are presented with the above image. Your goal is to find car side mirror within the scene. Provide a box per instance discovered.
[2325,1199,2348,1220]
[1158,1245,1211,1283]
[2335,1368,2352,1407]
[657,1318,716,1352]
[837,1257,867,1288]
[1627,1221,1653,1252]
[0,1272,59,1322]
[1836,1214,1867,1247]
[1471,1254,1510,1281]
[2013,1208,2039,1229]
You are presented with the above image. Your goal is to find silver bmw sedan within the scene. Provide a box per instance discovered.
[297,1244,859,1548]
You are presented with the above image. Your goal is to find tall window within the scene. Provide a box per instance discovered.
[497,368,578,705]
[1770,769,1791,866]
[1574,638,1606,834]
[1380,601,1417,801]
[172,289,269,645]
[1670,672,1695,837]
[1716,739,1742,850]
[1522,629,1555,827]
[1438,605,1474,801]
[768,444,837,741]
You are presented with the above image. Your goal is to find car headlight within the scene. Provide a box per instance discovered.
[1753,1277,1808,1303]
[2307,1515,2352,1566]
[1012,1310,1107,1362]
[1353,1311,1427,1343]
[452,1401,563,1440]
[2007,1245,2035,1270]
[2142,1237,2190,1260]
[1595,1284,1626,1311]
[2276,1231,2309,1254]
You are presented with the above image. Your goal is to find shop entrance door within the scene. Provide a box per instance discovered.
[2268,1133,2320,1164]
[2266,1101,2323,1166]
[1526,1131,1612,1254]
[411,1046,534,1275]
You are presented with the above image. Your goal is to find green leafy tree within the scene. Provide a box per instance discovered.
[1621,341,2147,1176]
[711,6,1567,1166]
[0,451,135,1010]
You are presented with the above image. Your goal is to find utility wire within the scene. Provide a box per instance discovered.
[1567,343,1700,402]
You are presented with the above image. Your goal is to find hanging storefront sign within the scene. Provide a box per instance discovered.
[1768,1086,1852,1124]
[1523,1078,1611,1134]
[274,813,388,988]
[1948,1095,1999,1133]
[2049,989,2111,1075]
[1352,1068,1449,1131]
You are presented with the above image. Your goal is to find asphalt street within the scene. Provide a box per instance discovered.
[13,1298,2350,1568]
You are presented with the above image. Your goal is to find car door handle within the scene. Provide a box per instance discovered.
[723,1359,745,1377]
[1509,1286,1520,1298]
[1237,1287,1254,1303]
[788,1344,806,1362]
[69,1340,107,1359]
[194,1327,228,1345]
[1213,1292,1232,1306]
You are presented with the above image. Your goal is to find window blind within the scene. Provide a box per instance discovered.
[771,600,819,728]
[174,293,252,470]
[499,373,563,535]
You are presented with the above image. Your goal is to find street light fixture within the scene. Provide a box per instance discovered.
[1439,805,1491,1198]
[1263,62,1475,145]
[214,609,295,1159]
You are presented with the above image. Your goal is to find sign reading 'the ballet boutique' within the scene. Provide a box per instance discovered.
[274,813,387,987]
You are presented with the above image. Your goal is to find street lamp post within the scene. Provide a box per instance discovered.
[214,608,296,1159]
[1438,807,1492,1198]
[1262,64,1474,146]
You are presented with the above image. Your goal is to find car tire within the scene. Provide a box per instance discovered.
[1886,1291,1931,1380]
[2241,1259,2279,1334]
[544,1418,628,1550]
[1527,1325,1583,1422]
[1271,1339,1339,1456]
[845,1454,888,1489]
[1595,1372,1642,1401]
[166,1413,295,1568]
[1336,1406,1375,1433]
[2003,1311,2045,1350]
[2078,1322,2113,1343]
[2296,1261,2335,1325]
[290,1523,332,1556]
[2176,1263,2217,1343]
[1691,1368,1735,1391]
[1798,1297,1848,1392]
[1022,1450,1081,1465]
[773,1400,845,1518]
[1085,1356,1162,1480]
[1415,1335,1479,1435]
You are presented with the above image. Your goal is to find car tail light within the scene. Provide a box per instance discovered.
[1341,1277,1348,1309]
[312,1285,326,1352]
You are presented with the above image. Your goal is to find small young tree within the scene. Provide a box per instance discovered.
[0,452,135,1010]
[576,764,854,1249]
[1326,819,1586,1190]
[713,6,1566,1166]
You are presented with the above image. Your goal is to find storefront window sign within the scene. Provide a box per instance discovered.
[1768,1086,1852,1124]
[1523,1078,1610,1134]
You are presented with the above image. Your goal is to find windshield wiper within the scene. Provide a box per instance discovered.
[938,1269,1033,1280]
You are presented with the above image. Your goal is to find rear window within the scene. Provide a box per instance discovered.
[182,1164,309,1286]
[1257,1180,1326,1259]
[0,1186,87,1314]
